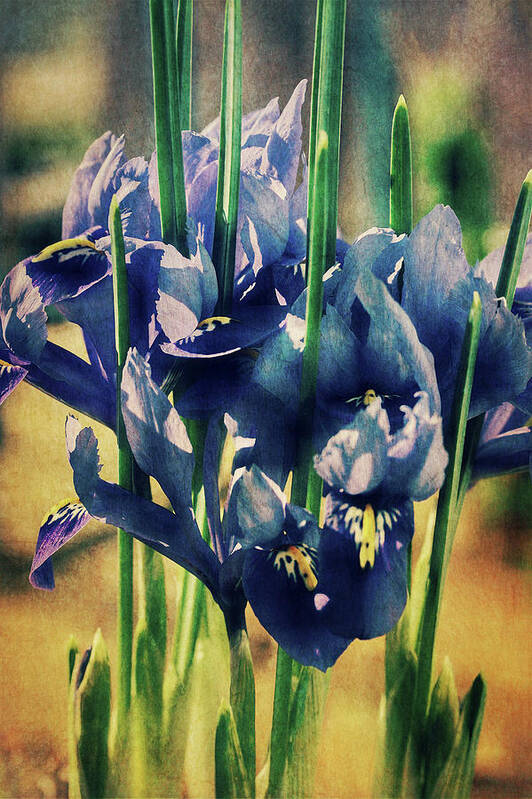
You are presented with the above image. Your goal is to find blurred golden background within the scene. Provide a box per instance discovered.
[0,1,530,797]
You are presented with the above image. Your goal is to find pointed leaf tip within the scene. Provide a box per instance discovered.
[395,94,408,112]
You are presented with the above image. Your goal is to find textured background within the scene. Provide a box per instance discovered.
[0,1,530,796]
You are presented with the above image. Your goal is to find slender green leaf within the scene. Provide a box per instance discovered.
[67,635,79,684]
[389,94,413,235]
[215,705,251,799]
[150,0,188,253]
[266,647,294,798]
[150,0,178,244]
[110,195,134,728]
[424,657,460,797]
[373,650,417,798]
[176,0,193,129]
[291,134,329,508]
[212,0,242,315]
[72,630,112,799]
[495,169,532,306]
[282,668,330,799]
[430,675,487,799]
[229,628,256,795]
[306,0,324,268]
[413,293,482,732]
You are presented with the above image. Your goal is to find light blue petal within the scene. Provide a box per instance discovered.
[476,234,532,290]
[86,134,126,229]
[62,131,119,238]
[226,464,286,548]
[121,349,194,510]
[335,227,398,324]
[261,79,307,197]
[384,392,448,501]
[314,399,390,495]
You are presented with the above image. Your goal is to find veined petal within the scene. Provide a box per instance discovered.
[261,79,307,197]
[335,227,398,324]
[27,237,110,306]
[0,361,27,404]
[62,132,120,238]
[356,268,441,414]
[65,416,219,591]
[161,306,285,358]
[1,264,47,362]
[121,349,194,511]
[86,134,126,229]
[319,496,414,639]
[473,426,532,481]
[385,392,448,501]
[29,500,91,590]
[314,400,390,495]
[242,547,351,670]
[114,157,151,239]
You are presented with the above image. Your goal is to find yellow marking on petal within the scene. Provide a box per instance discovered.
[32,237,97,262]
[40,498,83,527]
[363,388,378,406]
[525,415,532,428]
[272,544,318,591]
[359,503,376,569]
[198,316,232,329]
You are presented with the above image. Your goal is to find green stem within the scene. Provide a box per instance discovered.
[176,0,193,130]
[266,647,294,798]
[413,293,482,733]
[110,195,134,729]
[389,95,413,235]
[212,0,242,315]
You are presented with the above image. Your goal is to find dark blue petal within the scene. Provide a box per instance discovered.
[121,349,194,511]
[356,268,441,414]
[66,416,219,592]
[29,500,91,589]
[0,361,27,404]
[242,548,351,670]
[317,304,363,403]
[314,400,390,495]
[27,237,110,306]
[318,496,413,639]
[473,425,532,481]
[62,132,119,238]
[161,306,285,358]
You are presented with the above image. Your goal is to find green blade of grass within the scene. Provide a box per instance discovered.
[212,0,242,316]
[176,0,193,130]
[110,195,134,729]
[389,95,413,235]
[413,293,482,735]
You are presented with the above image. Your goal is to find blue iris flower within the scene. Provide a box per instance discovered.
[224,266,448,654]
[337,207,532,424]
[0,83,313,420]
[0,231,217,427]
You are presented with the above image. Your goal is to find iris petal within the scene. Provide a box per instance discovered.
[121,349,194,511]
[29,500,91,590]
[319,496,414,639]
[242,548,351,671]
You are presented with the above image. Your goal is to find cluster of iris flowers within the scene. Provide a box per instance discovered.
[0,82,529,676]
